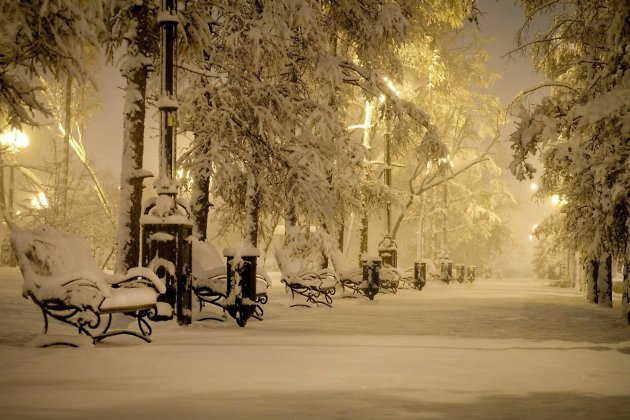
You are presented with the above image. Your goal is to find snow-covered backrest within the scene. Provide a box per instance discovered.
[274,247,301,275]
[191,237,225,274]
[419,258,440,278]
[9,224,110,300]
[330,251,355,273]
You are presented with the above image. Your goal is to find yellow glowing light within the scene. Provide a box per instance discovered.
[31,192,49,209]
[383,77,399,96]
[437,155,453,168]
[0,129,28,151]
[528,234,534,241]
[550,195,567,206]
[530,183,538,192]
[349,101,373,149]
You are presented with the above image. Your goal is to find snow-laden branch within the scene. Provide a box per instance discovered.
[390,122,501,239]
[506,83,580,113]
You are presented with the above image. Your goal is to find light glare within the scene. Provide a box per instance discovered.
[0,129,28,150]
[31,192,49,209]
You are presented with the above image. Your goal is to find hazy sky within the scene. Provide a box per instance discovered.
[475,0,552,265]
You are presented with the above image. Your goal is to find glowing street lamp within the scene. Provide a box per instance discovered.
[0,129,29,152]
[550,194,567,207]
[0,128,29,267]
[0,129,29,216]
[31,192,49,210]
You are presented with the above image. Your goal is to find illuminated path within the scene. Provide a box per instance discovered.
[1,269,629,419]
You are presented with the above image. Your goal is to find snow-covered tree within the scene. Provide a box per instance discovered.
[179,1,365,253]
[532,213,565,282]
[37,74,115,227]
[106,0,159,273]
[508,0,630,318]
[0,1,105,129]
[16,158,119,269]
[366,23,514,265]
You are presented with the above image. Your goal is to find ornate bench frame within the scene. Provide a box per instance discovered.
[10,224,165,346]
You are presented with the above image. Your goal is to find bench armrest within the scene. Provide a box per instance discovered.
[25,276,107,313]
[106,267,166,294]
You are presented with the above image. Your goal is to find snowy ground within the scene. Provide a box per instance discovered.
[0,268,629,420]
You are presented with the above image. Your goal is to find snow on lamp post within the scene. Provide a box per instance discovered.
[140,0,193,325]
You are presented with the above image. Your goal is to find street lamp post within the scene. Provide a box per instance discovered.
[0,130,29,212]
[140,0,193,325]
[0,128,28,266]
[437,157,453,283]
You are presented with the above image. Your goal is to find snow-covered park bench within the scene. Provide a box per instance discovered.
[9,223,166,347]
[330,251,401,296]
[399,259,438,290]
[191,238,270,321]
[329,251,363,295]
[275,248,338,307]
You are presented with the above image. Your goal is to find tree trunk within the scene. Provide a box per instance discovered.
[623,217,630,323]
[245,178,260,248]
[115,2,152,274]
[284,202,297,248]
[190,170,210,240]
[321,222,329,269]
[585,259,599,303]
[338,222,344,253]
[359,211,368,265]
[566,249,576,288]
[622,255,629,324]
[61,74,72,224]
[575,251,584,291]
[0,155,5,211]
[597,252,612,307]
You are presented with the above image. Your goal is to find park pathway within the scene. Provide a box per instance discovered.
[0,268,629,419]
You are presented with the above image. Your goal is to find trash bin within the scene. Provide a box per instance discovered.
[440,261,453,284]
[141,202,193,325]
[361,255,381,300]
[455,264,465,283]
[224,247,259,327]
[413,261,426,290]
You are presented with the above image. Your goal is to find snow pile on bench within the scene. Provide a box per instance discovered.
[11,224,164,313]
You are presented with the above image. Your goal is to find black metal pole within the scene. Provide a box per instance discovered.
[384,133,391,234]
[159,0,177,191]
[141,0,192,325]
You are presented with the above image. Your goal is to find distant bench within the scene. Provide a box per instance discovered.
[9,223,166,347]
[275,248,339,307]
[191,238,269,321]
